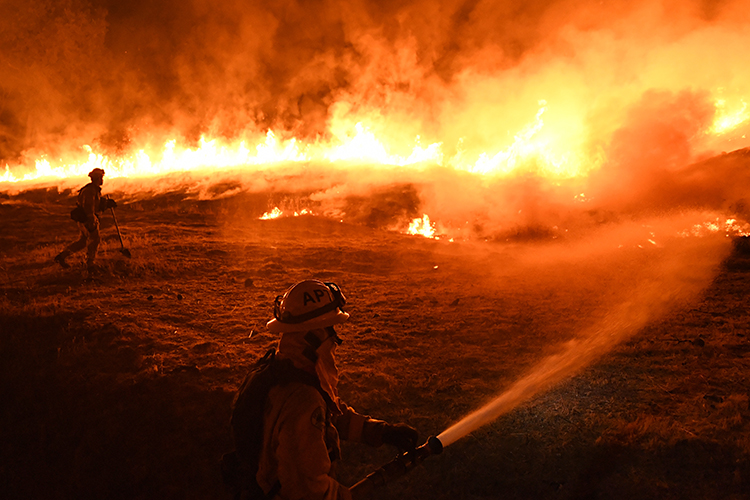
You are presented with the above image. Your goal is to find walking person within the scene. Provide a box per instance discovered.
[225,279,419,500]
[54,168,117,272]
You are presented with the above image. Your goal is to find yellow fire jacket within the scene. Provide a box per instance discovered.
[256,382,387,500]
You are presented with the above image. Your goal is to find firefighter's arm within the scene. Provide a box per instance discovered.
[99,197,117,211]
[276,388,352,500]
[336,401,418,451]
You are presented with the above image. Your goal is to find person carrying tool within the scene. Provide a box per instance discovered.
[54,168,117,272]
[225,279,419,500]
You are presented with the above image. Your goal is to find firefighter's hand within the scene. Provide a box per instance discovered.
[381,423,418,451]
[107,198,117,209]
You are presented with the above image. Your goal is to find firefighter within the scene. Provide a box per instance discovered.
[231,280,419,500]
[54,168,117,271]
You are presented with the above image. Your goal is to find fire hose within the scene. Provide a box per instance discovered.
[349,436,443,500]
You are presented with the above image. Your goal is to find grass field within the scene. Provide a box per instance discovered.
[2,184,750,500]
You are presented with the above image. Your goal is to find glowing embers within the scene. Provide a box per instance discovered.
[679,218,750,238]
[711,98,749,135]
[259,207,316,220]
[259,208,445,241]
[406,214,436,239]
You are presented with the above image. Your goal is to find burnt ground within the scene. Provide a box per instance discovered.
[1,187,750,500]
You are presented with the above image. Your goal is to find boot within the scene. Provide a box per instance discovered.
[54,252,70,269]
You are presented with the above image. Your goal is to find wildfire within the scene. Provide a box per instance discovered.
[679,218,750,238]
[259,207,316,220]
[0,101,600,186]
[2,92,748,189]
[465,101,572,176]
[407,214,436,239]
[259,207,284,220]
[711,98,749,135]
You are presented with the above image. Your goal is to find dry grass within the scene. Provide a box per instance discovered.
[2,189,750,499]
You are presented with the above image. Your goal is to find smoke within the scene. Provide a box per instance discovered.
[0,0,109,159]
[438,219,733,446]
[2,0,750,239]
[2,0,748,158]
[1,0,745,445]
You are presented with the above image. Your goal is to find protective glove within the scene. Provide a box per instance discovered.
[381,423,419,451]
[99,199,107,211]
[101,198,117,211]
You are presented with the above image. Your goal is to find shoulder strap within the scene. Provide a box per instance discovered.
[77,183,93,206]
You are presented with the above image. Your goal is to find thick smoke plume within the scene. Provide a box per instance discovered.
[2,0,748,159]
[2,0,750,240]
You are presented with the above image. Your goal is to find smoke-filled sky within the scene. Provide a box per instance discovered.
[2,0,748,160]
[2,0,750,241]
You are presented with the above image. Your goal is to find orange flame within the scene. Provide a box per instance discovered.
[0,101,595,185]
[259,207,284,220]
[2,93,747,188]
[259,207,317,220]
[679,217,750,238]
[711,98,749,135]
[407,214,436,239]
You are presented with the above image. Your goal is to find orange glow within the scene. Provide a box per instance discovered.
[1,0,749,195]
[407,214,436,239]
[710,98,749,135]
[679,218,750,238]
[260,207,284,220]
[460,100,576,177]
[2,0,750,248]
[1,92,746,188]
[259,207,317,220]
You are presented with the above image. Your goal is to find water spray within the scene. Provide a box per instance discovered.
[348,234,729,498]
[350,314,639,499]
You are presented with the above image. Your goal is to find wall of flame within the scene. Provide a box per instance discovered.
[1,0,749,241]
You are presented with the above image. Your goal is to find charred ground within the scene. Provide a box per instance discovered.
[1,188,750,500]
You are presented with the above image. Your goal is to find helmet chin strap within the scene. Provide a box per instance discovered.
[302,327,342,363]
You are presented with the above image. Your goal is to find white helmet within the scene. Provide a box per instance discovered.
[267,280,349,333]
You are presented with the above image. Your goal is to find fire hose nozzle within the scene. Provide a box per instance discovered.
[350,436,443,500]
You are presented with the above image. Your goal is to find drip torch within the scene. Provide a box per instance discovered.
[350,436,443,500]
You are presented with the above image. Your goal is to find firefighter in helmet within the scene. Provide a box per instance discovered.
[54,168,117,271]
[234,279,419,500]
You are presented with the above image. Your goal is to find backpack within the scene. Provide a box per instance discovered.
[70,205,87,223]
[70,184,97,223]
[222,348,326,500]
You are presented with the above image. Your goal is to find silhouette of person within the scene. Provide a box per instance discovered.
[55,168,117,272]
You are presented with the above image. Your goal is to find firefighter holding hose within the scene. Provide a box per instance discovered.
[54,168,117,272]
[224,280,419,500]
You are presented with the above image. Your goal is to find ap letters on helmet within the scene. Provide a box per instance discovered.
[303,290,326,306]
